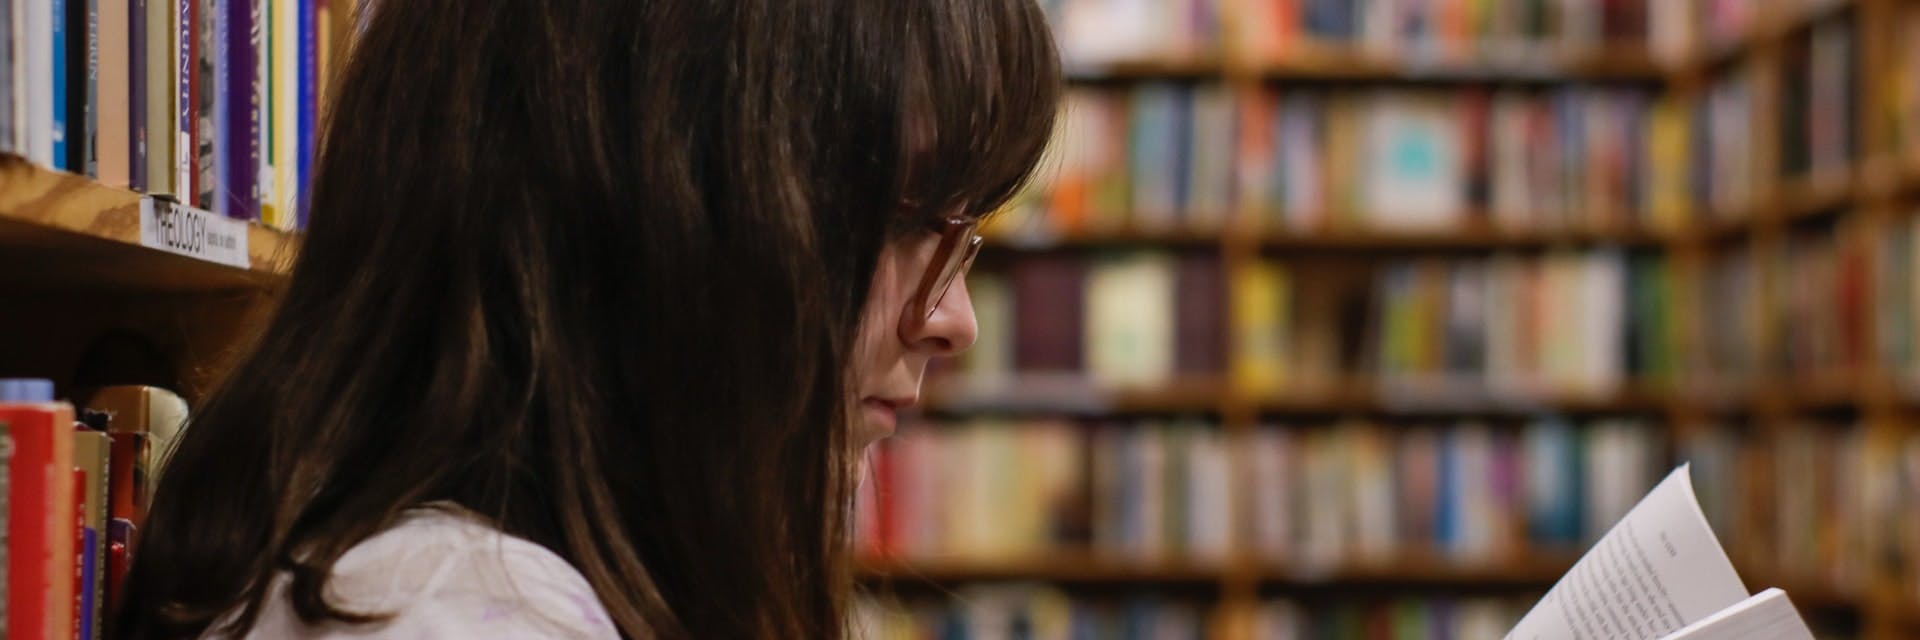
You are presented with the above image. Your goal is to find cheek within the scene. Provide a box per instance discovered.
[855,251,907,367]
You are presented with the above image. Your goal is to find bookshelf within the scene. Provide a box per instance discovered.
[865,1,1920,639]
[0,155,294,290]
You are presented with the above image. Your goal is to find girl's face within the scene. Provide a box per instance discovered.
[851,224,979,449]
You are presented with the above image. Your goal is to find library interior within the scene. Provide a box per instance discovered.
[6,0,1920,638]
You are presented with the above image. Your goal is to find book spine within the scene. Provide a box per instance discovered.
[296,0,316,227]
[0,401,78,640]
[53,0,69,169]
[144,0,171,194]
[80,0,98,177]
[1,0,12,154]
[193,0,212,209]
[174,0,190,196]
[98,0,128,187]
[221,0,256,220]
[73,431,109,640]
[129,0,146,190]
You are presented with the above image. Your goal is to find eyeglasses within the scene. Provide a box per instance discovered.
[904,215,983,331]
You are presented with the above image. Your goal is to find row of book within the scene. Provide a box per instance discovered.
[1233,250,1673,398]
[1235,0,1688,66]
[957,228,1920,397]
[0,380,186,640]
[1,0,333,228]
[1045,0,1697,69]
[1673,420,1920,596]
[854,590,1528,640]
[959,253,1224,388]
[856,419,1232,563]
[1247,418,1663,566]
[1238,87,1679,234]
[1014,77,1833,238]
[1024,85,1683,236]
[1776,17,1855,181]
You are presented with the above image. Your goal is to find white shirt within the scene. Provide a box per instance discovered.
[221,505,620,639]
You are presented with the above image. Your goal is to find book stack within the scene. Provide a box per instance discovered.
[1767,421,1877,591]
[1248,418,1664,568]
[1039,0,1219,70]
[1888,3,1920,159]
[856,419,1232,564]
[1877,214,1920,383]
[855,590,1530,640]
[1017,85,1236,236]
[1230,0,1675,65]
[1,0,334,229]
[1699,250,1763,389]
[1777,17,1856,181]
[1236,87,1661,234]
[1701,65,1758,221]
[0,380,187,640]
[1232,250,1675,400]
[856,588,1212,640]
[1777,221,1871,379]
[1250,596,1527,640]
[951,253,1224,390]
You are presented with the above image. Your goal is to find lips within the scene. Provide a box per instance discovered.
[860,396,917,440]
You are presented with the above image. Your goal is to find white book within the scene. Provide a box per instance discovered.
[1363,95,1463,231]
[1506,465,1817,640]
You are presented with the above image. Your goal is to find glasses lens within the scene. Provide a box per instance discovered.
[924,233,982,319]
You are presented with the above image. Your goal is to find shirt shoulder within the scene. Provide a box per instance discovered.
[237,505,620,639]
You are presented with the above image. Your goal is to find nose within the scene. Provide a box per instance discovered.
[901,276,978,356]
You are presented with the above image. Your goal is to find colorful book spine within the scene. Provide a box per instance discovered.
[73,429,110,640]
[296,0,316,227]
[77,0,99,177]
[174,0,191,195]
[53,0,69,168]
[129,0,147,189]
[0,379,77,640]
[99,0,129,187]
[223,0,257,219]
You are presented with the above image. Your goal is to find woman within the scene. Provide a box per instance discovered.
[112,0,1060,637]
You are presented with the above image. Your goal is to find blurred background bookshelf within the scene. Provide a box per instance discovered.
[8,0,1920,639]
[855,1,1920,639]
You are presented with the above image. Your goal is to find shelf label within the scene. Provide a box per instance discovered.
[139,197,250,269]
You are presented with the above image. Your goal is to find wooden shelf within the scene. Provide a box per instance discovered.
[1261,225,1665,252]
[1064,58,1227,83]
[0,154,293,292]
[983,226,1225,250]
[856,554,1224,585]
[919,376,1224,415]
[1252,383,1672,416]
[1678,0,1856,75]
[1264,553,1576,588]
[1255,45,1666,83]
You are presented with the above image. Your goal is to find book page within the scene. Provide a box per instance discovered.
[1656,589,1815,640]
[1505,465,1749,640]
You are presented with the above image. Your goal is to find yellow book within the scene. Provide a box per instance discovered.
[1232,261,1288,393]
[1647,96,1691,234]
[267,0,301,229]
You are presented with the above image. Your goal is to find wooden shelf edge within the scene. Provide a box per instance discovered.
[0,154,295,290]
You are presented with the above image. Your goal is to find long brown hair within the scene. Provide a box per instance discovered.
[112,0,1059,637]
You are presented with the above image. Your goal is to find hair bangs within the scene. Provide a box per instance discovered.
[903,0,1063,222]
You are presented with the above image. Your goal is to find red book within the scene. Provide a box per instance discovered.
[0,399,78,640]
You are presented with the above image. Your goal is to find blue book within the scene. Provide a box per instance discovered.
[53,0,69,168]
[296,0,315,227]
[1526,418,1584,546]
[79,525,98,640]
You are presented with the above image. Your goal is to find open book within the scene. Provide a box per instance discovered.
[1506,465,1817,640]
